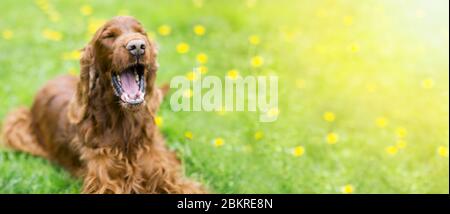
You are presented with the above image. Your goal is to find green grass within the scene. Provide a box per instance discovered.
[0,0,448,193]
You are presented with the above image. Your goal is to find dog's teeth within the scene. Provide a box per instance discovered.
[135,72,139,82]
[117,74,121,82]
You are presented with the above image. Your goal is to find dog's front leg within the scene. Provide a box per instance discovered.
[80,147,127,194]
[137,142,207,194]
[81,172,121,193]
[81,162,124,194]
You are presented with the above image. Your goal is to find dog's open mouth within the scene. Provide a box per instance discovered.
[111,64,145,105]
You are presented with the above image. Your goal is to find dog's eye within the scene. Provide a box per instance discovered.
[103,32,116,39]
[139,30,148,36]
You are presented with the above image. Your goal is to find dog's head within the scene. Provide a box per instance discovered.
[81,16,157,110]
[68,16,158,123]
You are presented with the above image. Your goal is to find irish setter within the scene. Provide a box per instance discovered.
[1,16,206,194]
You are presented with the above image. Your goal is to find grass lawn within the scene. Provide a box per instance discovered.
[0,0,448,193]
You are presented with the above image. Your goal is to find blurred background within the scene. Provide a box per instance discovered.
[0,0,448,193]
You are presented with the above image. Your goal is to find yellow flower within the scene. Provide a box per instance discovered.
[193,0,204,8]
[196,53,208,64]
[296,79,305,89]
[385,146,398,155]
[184,131,193,140]
[282,31,296,42]
[62,50,81,61]
[341,184,354,194]
[186,71,198,81]
[68,67,78,76]
[158,25,171,36]
[183,89,193,98]
[254,131,263,140]
[227,69,240,80]
[213,138,225,147]
[349,43,360,53]
[197,65,208,74]
[396,127,407,138]
[437,146,448,157]
[154,116,163,127]
[248,35,260,45]
[343,15,353,26]
[375,117,388,128]
[176,42,190,54]
[323,112,335,122]
[315,8,327,18]
[326,132,339,144]
[366,83,377,93]
[35,0,49,12]
[396,140,407,149]
[292,146,305,157]
[267,107,279,117]
[193,25,206,36]
[80,5,93,16]
[246,0,257,8]
[2,30,13,40]
[42,29,62,41]
[88,18,106,35]
[250,56,264,68]
[421,78,434,89]
[35,0,59,22]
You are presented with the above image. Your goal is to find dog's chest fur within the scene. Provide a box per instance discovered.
[79,139,172,193]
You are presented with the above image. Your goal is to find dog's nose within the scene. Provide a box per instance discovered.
[126,39,146,57]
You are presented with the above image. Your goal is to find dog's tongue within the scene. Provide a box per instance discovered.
[120,70,139,97]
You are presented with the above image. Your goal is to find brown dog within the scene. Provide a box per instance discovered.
[1,16,205,194]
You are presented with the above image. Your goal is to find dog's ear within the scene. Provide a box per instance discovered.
[68,45,97,124]
[144,38,159,96]
[146,86,164,114]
